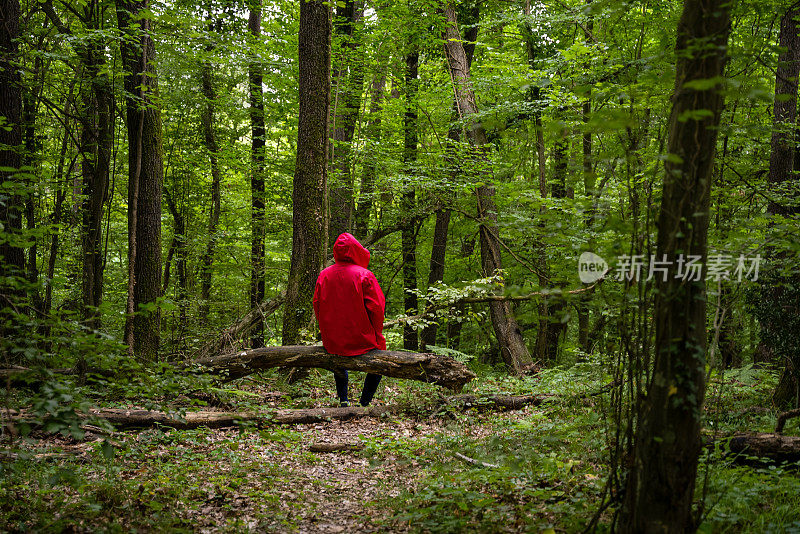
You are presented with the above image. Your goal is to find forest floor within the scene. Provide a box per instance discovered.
[3,359,800,533]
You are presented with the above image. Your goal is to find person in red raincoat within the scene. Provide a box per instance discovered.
[313,233,386,406]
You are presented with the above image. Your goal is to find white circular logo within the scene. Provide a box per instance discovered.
[578,252,608,283]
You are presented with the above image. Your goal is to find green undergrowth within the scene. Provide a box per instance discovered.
[2,360,799,533]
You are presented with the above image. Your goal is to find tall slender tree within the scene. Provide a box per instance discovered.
[198,13,222,324]
[619,0,730,530]
[282,0,330,345]
[442,3,534,374]
[421,4,479,349]
[42,0,114,328]
[0,0,25,294]
[248,0,267,348]
[329,0,363,241]
[759,1,800,408]
[401,49,419,351]
[354,75,385,239]
[117,0,164,361]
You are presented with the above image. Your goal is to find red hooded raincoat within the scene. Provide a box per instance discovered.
[313,233,387,356]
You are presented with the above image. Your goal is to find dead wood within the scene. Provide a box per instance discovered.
[776,408,800,434]
[443,394,552,411]
[723,432,800,463]
[189,345,476,390]
[453,452,499,468]
[12,406,396,430]
[198,292,285,358]
[3,344,475,392]
[308,442,364,453]
[5,394,545,432]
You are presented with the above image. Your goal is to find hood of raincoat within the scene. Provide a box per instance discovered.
[332,233,370,268]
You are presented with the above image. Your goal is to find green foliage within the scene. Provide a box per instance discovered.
[3,0,800,530]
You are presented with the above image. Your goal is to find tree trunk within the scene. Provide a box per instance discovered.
[199,292,285,358]
[354,75,385,239]
[421,207,450,348]
[248,0,267,348]
[117,0,164,362]
[328,0,363,241]
[577,0,594,353]
[521,1,547,198]
[42,78,76,331]
[762,1,800,408]
[619,1,730,531]
[192,345,475,390]
[768,2,800,219]
[402,50,419,351]
[722,433,800,464]
[442,4,534,375]
[198,39,222,324]
[163,188,188,341]
[281,0,330,345]
[81,11,113,328]
[42,1,114,328]
[22,74,41,311]
[0,0,25,297]
[535,113,569,362]
[421,11,478,350]
[719,286,742,369]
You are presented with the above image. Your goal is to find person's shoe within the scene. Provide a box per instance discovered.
[340,401,350,407]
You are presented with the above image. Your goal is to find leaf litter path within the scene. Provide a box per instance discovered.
[181,409,522,533]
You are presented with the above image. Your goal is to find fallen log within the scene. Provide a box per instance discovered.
[78,406,396,429]
[308,442,364,453]
[198,293,286,359]
[724,432,800,463]
[5,393,547,432]
[3,345,475,392]
[443,394,552,410]
[189,345,476,390]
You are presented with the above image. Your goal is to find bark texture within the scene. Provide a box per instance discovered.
[421,7,479,350]
[41,0,116,327]
[328,0,363,240]
[442,4,534,375]
[198,292,285,358]
[190,345,475,390]
[163,189,188,339]
[402,50,419,351]
[117,0,164,361]
[354,75,385,238]
[0,0,25,293]
[724,432,800,464]
[768,2,800,219]
[281,0,331,345]
[762,2,800,409]
[619,1,731,531]
[248,0,267,348]
[198,34,222,324]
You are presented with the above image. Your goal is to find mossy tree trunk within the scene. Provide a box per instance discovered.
[248,0,267,348]
[282,0,330,345]
[442,3,534,375]
[402,49,419,351]
[619,0,730,530]
[117,0,164,362]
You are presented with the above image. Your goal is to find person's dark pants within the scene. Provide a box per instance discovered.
[333,369,382,406]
